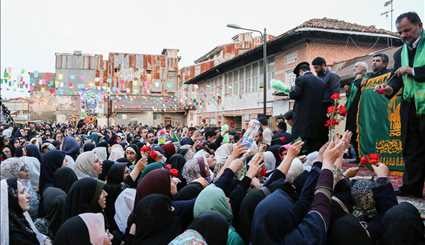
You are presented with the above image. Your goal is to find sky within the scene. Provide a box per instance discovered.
[1,0,424,73]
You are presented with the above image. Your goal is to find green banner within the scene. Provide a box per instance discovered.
[357,72,404,171]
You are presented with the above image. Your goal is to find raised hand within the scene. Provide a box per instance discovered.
[287,141,304,159]
[229,159,244,173]
[371,162,389,178]
[230,142,248,159]
[343,166,359,178]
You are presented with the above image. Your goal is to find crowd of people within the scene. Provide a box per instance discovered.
[0,11,424,245]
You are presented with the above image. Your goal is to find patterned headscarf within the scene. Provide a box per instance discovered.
[351,179,378,218]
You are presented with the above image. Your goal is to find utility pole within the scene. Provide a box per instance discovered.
[381,0,394,31]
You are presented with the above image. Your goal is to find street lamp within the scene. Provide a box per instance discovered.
[227,24,268,116]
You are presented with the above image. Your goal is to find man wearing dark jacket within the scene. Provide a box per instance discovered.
[313,57,341,105]
[289,62,327,154]
[377,12,425,197]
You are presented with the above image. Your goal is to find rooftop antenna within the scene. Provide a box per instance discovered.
[381,0,394,32]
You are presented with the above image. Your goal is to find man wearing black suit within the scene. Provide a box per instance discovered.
[376,12,425,197]
[289,62,327,154]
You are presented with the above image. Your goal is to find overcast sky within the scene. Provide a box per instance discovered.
[1,0,424,73]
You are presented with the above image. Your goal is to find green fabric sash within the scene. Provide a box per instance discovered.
[401,30,425,114]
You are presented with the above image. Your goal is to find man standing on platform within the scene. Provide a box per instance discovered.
[377,12,425,197]
[289,62,327,154]
[312,57,341,105]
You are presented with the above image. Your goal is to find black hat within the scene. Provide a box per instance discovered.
[293,62,310,76]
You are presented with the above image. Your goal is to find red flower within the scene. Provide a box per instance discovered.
[140,145,151,153]
[260,166,267,177]
[327,106,337,114]
[330,92,340,100]
[165,164,172,170]
[367,153,380,165]
[338,105,347,116]
[325,119,339,127]
[149,150,159,160]
[360,156,369,165]
[169,168,179,177]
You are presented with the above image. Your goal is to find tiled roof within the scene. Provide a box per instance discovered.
[295,17,397,36]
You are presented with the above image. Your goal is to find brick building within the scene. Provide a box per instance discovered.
[182,18,402,128]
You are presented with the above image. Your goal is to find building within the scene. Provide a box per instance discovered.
[182,18,402,128]
[55,51,105,122]
[28,72,57,121]
[107,49,186,126]
[2,97,30,123]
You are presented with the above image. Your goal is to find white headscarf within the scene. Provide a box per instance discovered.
[74,151,99,179]
[0,179,48,245]
[0,158,28,180]
[109,144,124,161]
[263,151,277,173]
[64,154,76,170]
[20,156,40,190]
[93,147,107,162]
[79,213,108,245]
[114,188,136,233]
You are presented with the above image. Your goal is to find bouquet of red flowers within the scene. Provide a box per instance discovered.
[325,92,347,139]
[165,164,179,177]
[359,153,380,166]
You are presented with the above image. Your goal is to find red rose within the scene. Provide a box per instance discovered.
[327,106,337,114]
[149,150,159,160]
[338,105,347,116]
[260,166,267,177]
[330,92,340,100]
[325,119,339,127]
[360,156,369,165]
[367,153,380,165]
[140,145,151,153]
[165,164,172,170]
[169,168,179,177]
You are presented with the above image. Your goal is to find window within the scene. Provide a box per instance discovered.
[252,63,258,92]
[233,71,238,96]
[285,52,298,65]
[238,69,244,97]
[246,65,252,93]
[268,56,275,89]
[225,73,231,96]
[285,69,296,87]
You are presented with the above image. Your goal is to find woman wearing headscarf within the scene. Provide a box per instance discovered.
[98,160,115,181]
[186,212,229,245]
[55,212,112,245]
[329,163,398,243]
[64,177,108,220]
[0,178,50,245]
[128,194,182,245]
[114,188,136,235]
[379,202,425,245]
[161,142,176,159]
[125,144,141,167]
[167,153,187,189]
[25,144,42,163]
[182,157,211,184]
[53,167,78,194]
[82,142,95,152]
[93,146,108,162]
[193,184,244,245]
[39,150,66,194]
[34,187,66,239]
[61,136,80,160]
[1,158,40,218]
[104,163,128,240]
[21,156,41,192]
[74,151,102,179]
[109,144,124,161]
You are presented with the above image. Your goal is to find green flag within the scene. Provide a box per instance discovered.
[357,72,404,171]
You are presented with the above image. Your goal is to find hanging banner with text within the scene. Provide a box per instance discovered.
[357,72,404,171]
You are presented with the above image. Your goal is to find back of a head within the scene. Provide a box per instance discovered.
[189,212,229,245]
[283,110,294,121]
[381,202,425,245]
[329,215,374,245]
